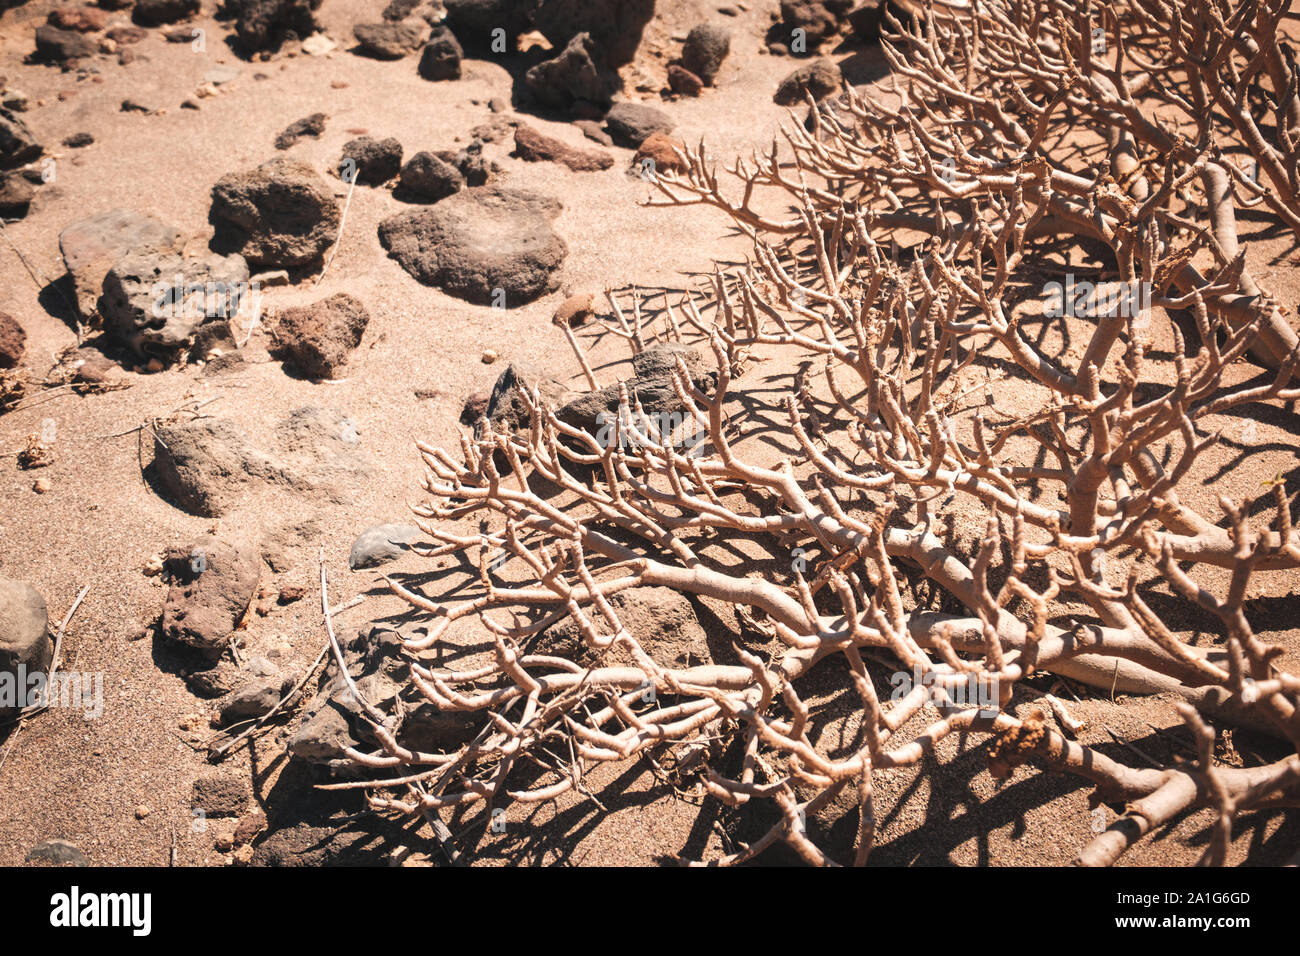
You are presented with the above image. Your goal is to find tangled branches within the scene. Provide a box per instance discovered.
[335,0,1300,865]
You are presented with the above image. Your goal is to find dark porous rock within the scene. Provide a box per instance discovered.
[556,342,718,437]
[604,101,674,148]
[535,586,711,667]
[774,57,842,104]
[48,7,110,32]
[25,840,88,867]
[353,19,428,59]
[442,0,531,53]
[99,251,250,356]
[59,209,184,320]
[274,112,326,150]
[34,25,98,62]
[348,523,421,571]
[0,171,33,219]
[210,158,341,269]
[152,419,284,517]
[270,292,369,379]
[682,23,730,84]
[779,0,854,50]
[0,577,52,721]
[513,124,613,172]
[227,0,324,52]
[436,141,497,186]
[191,775,250,817]
[459,390,489,425]
[530,0,656,67]
[339,136,402,185]
[132,0,201,27]
[523,31,618,111]
[161,536,260,658]
[397,150,463,202]
[378,186,566,305]
[62,131,94,148]
[667,64,703,96]
[0,312,25,368]
[417,24,462,81]
[1,107,43,169]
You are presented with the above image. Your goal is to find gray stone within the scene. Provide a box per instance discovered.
[59,209,184,320]
[210,158,341,269]
[353,19,427,59]
[0,578,52,721]
[218,675,292,724]
[25,840,88,866]
[349,524,421,570]
[152,419,283,517]
[34,25,96,62]
[99,251,250,356]
[604,101,674,148]
[378,186,566,305]
[557,343,718,437]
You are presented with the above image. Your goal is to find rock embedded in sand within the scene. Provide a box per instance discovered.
[378,185,567,305]
[397,150,464,202]
[556,342,718,437]
[273,112,326,150]
[681,23,730,85]
[227,0,323,52]
[270,292,369,379]
[0,577,53,721]
[348,523,422,570]
[481,361,571,434]
[34,25,98,62]
[25,840,88,867]
[604,101,675,148]
[132,0,201,26]
[0,107,43,168]
[417,24,463,80]
[353,19,428,59]
[513,124,613,171]
[218,675,291,724]
[59,209,185,320]
[774,57,843,105]
[524,32,618,110]
[210,158,341,269]
[339,135,403,185]
[99,251,250,356]
[529,0,656,67]
[0,312,25,368]
[161,536,260,658]
[152,419,283,516]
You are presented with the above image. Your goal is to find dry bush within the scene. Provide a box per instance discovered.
[330,0,1300,865]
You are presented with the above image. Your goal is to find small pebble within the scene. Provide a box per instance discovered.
[135,805,151,820]
[32,477,51,494]
[481,349,499,364]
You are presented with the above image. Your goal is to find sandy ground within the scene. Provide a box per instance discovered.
[0,1,1296,867]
